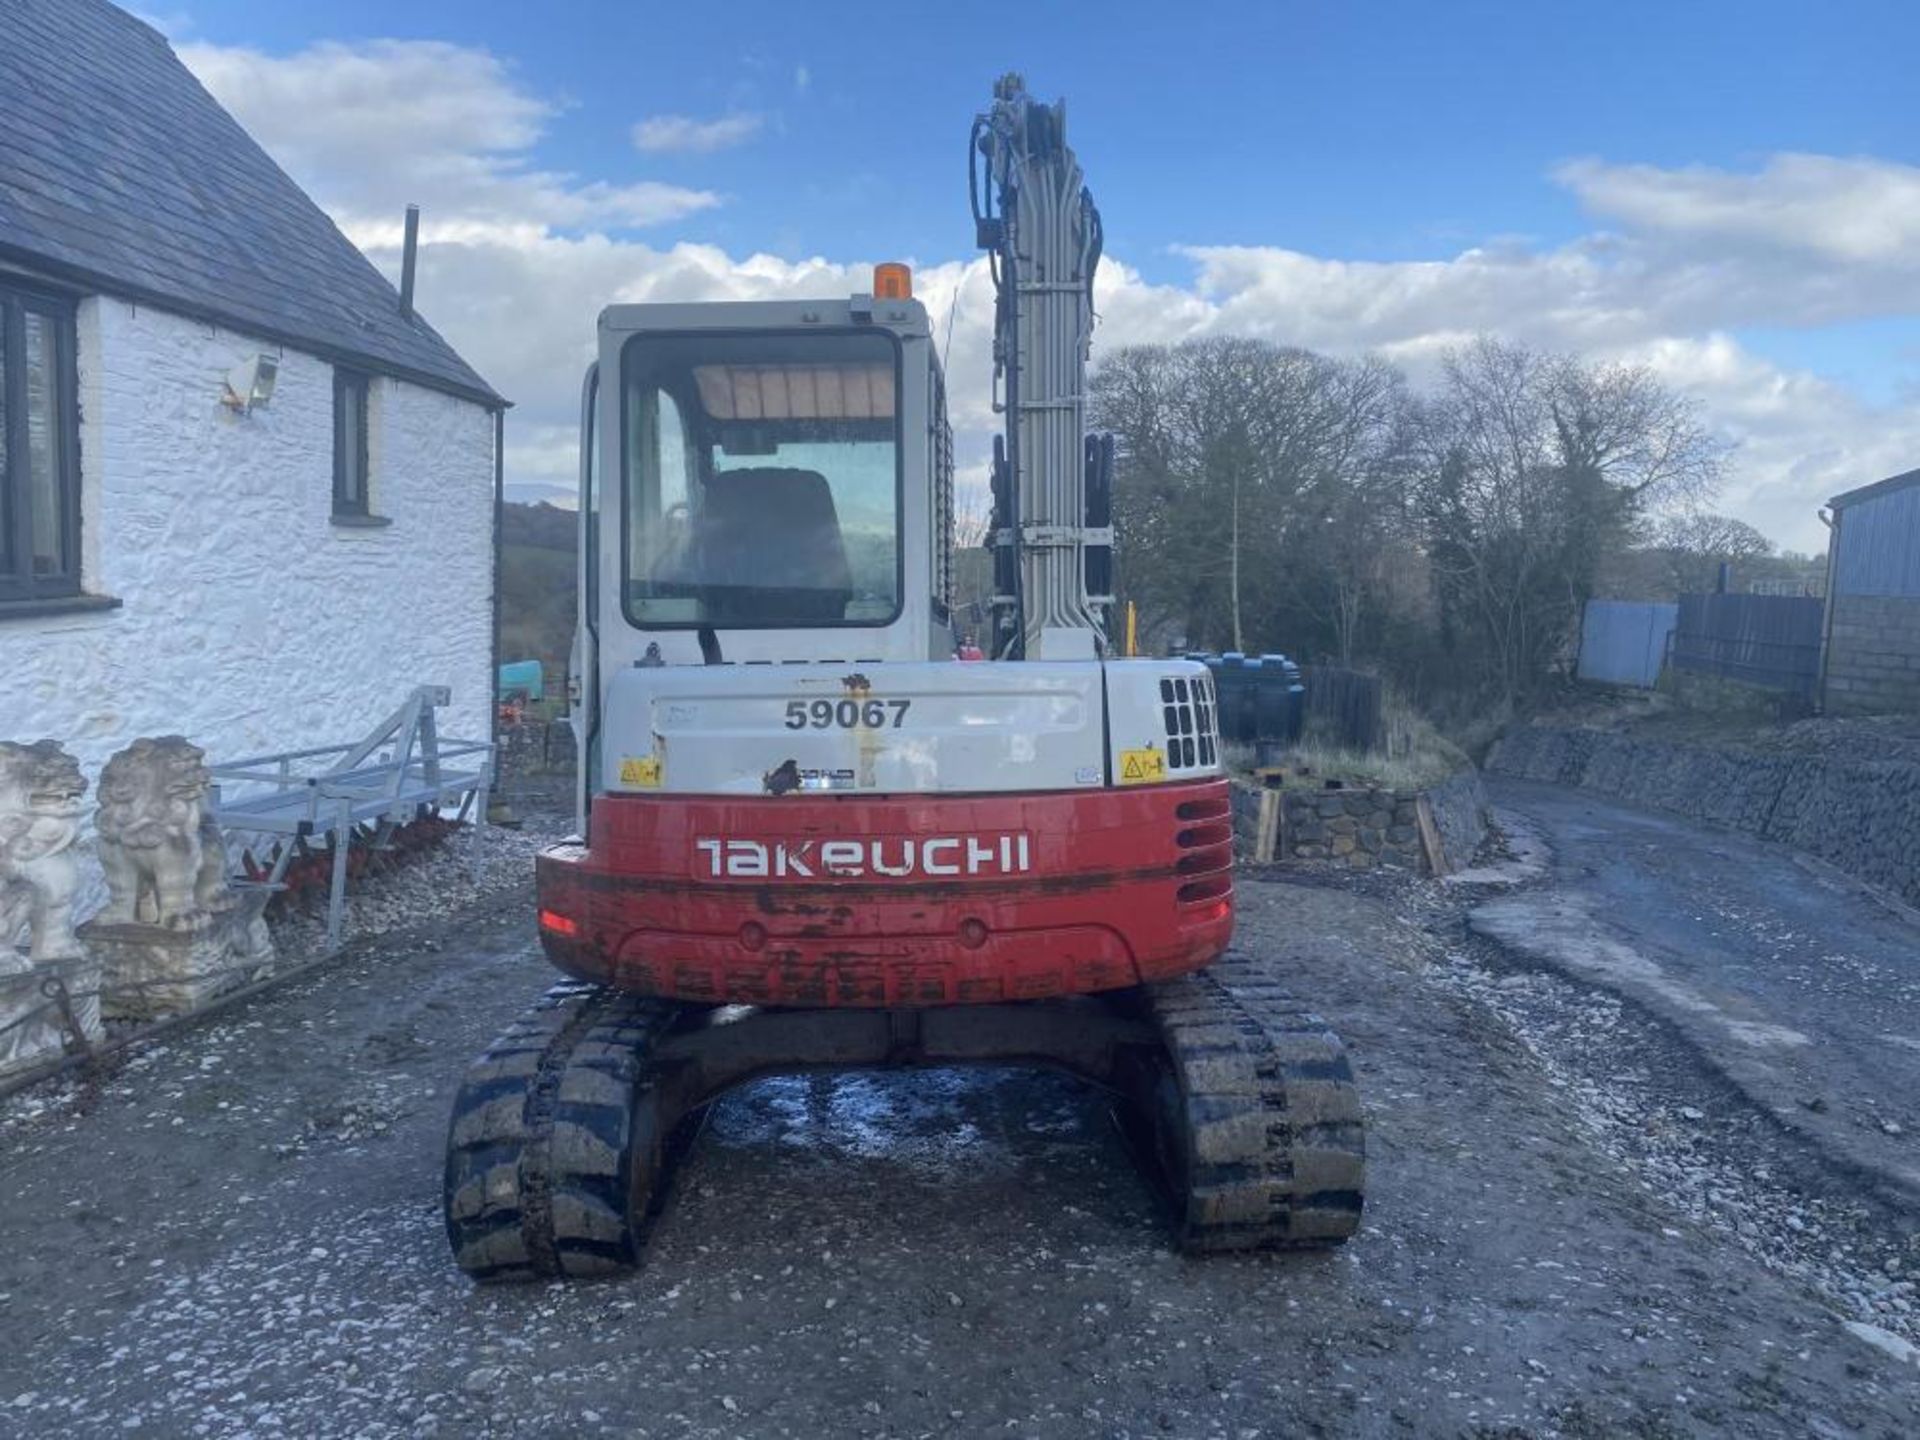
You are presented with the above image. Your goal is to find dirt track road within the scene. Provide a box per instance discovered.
[2,859,1917,1438]
[1479,777,1920,1201]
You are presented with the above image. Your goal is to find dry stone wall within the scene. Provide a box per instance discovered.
[496,719,577,785]
[1490,725,1920,906]
[1232,767,1490,875]
[1283,788,1422,870]
[1427,768,1493,874]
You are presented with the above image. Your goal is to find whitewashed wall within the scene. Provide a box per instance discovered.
[1,296,496,786]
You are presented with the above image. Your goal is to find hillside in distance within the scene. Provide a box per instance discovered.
[499,502,577,690]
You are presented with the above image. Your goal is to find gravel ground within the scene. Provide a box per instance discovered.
[266,815,568,959]
[1469,779,1920,1301]
[1424,943,1920,1345]
[1,819,1917,1437]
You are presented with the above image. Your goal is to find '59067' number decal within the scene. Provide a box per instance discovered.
[784,698,911,729]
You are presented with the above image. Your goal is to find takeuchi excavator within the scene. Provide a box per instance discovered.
[443,75,1366,1280]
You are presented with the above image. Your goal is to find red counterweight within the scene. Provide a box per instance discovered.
[535,778,1235,1007]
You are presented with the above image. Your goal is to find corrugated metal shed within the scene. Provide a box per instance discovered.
[1831,468,1920,598]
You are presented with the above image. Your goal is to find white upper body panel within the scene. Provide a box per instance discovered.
[601,659,1102,796]
[595,657,1219,799]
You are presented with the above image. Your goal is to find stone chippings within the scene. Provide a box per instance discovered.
[268,818,563,959]
[1489,724,1920,905]
[1428,943,1920,1350]
[5,842,1918,1435]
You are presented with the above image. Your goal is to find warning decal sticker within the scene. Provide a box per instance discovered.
[1118,746,1166,785]
[618,755,663,788]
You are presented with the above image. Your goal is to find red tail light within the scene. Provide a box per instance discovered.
[538,908,580,939]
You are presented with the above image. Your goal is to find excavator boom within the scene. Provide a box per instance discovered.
[975,74,1113,660]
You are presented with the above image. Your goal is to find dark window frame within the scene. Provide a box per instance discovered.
[0,282,83,604]
[332,367,372,519]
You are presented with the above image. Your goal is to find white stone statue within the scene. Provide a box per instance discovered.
[0,739,95,1078]
[84,735,270,1021]
[0,739,87,964]
[94,736,234,928]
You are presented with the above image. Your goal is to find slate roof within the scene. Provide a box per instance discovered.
[0,0,502,406]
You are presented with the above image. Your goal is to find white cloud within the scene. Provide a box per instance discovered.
[1110,244,1920,549]
[631,112,763,154]
[180,33,1920,554]
[181,39,720,242]
[1559,153,1920,264]
[1629,335,1920,550]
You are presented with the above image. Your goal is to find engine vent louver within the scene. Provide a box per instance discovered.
[1157,673,1218,772]
[1172,789,1233,905]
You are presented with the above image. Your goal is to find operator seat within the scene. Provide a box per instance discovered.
[683,467,853,622]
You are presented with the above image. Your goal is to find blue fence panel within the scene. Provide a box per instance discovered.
[1578,600,1678,688]
[1671,593,1824,696]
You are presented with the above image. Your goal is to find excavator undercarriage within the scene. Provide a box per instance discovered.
[445,955,1365,1280]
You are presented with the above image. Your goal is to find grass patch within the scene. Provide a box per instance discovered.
[1228,689,1469,792]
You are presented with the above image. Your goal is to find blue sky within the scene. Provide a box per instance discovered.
[157,0,1920,551]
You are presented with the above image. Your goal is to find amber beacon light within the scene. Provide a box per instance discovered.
[873,262,913,299]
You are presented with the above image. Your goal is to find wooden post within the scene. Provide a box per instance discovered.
[1414,795,1449,877]
[1255,789,1283,864]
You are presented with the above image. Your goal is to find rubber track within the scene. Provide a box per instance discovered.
[1144,957,1366,1251]
[443,984,679,1282]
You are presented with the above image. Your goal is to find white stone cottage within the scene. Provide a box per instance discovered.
[0,0,504,784]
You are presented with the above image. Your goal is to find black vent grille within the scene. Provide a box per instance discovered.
[1157,673,1218,771]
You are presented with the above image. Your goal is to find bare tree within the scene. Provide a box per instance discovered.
[1414,337,1728,697]
[1279,358,1411,665]
[1091,332,1726,699]
[953,481,993,550]
[1091,339,1410,656]
[1652,510,1774,594]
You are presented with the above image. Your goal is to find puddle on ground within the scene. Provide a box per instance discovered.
[702,1067,1096,1179]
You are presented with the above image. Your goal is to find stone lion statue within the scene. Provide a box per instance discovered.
[95,736,233,929]
[0,740,88,965]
